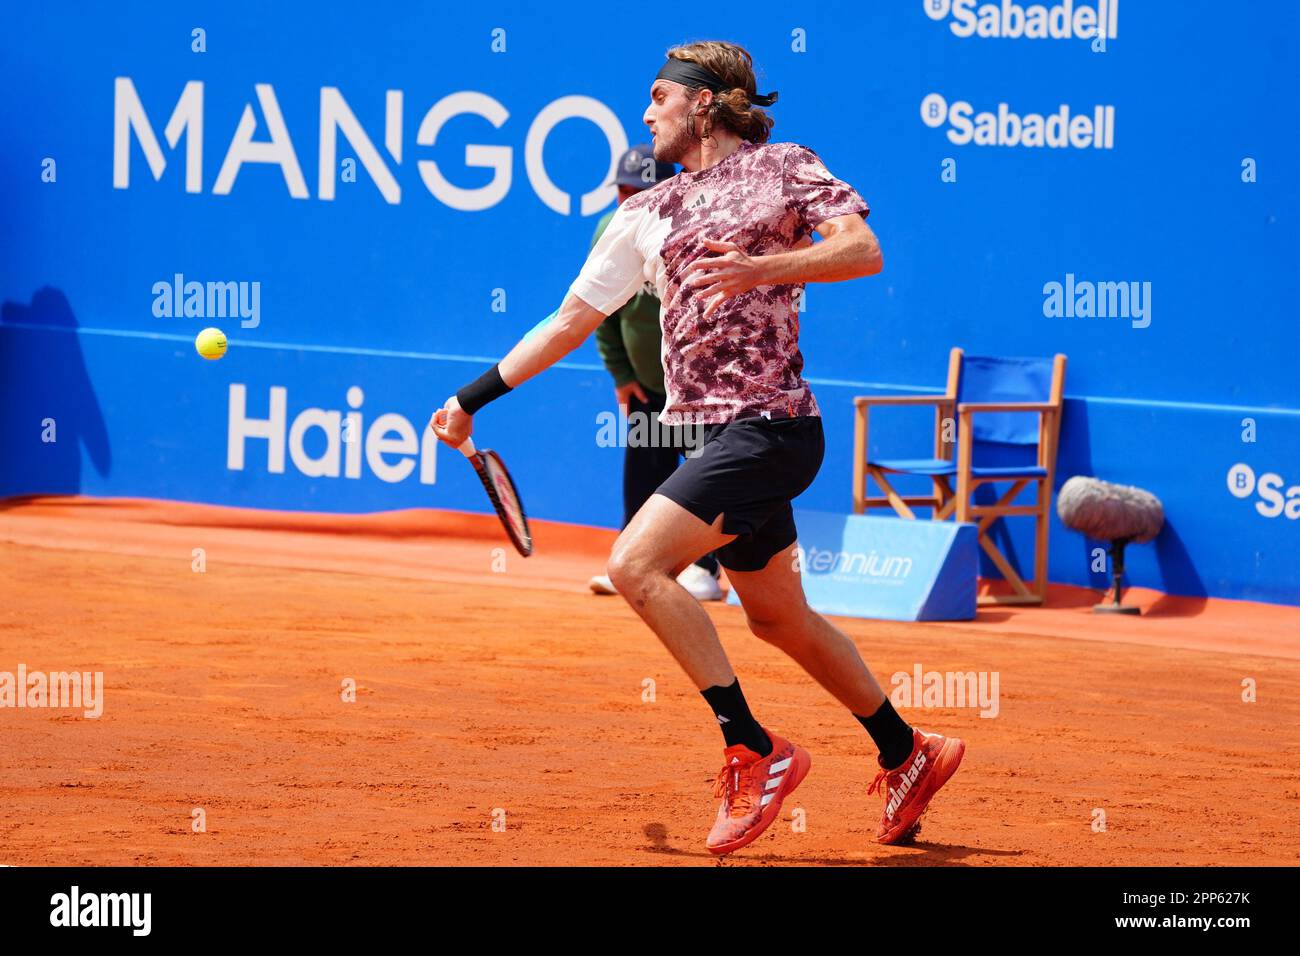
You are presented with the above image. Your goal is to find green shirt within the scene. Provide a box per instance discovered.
[590,209,665,395]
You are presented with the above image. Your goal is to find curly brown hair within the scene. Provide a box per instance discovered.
[666,40,777,144]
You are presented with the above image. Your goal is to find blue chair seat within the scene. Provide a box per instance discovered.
[869,457,1047,479]
[869,457,956,476]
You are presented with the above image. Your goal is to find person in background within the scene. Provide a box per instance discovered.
[587,143,723,601]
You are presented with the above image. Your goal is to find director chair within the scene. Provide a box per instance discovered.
[852,348,1067,606]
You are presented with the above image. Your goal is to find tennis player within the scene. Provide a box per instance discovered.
[432,40,964,854]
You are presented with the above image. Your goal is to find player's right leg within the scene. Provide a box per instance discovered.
[607,492,810,854]
[606,492,735,687]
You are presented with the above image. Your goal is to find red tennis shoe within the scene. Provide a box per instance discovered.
[869,728,965,844]
[706,731,811,855]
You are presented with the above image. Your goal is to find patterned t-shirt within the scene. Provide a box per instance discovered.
[569,141,869,425]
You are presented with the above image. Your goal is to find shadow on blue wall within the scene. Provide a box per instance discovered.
[1,287,110,498]
[1149,522,1208,608]
[971,395,1090,586]
[1052,397,1207,606]
[1054,396,1101,588]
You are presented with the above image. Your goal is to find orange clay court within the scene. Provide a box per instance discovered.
[2,495,1298,867]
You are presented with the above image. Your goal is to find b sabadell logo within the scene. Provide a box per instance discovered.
[922,0,1119,41]
[920,93,1114,149]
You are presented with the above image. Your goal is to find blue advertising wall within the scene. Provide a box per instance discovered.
[2,1,1297,605]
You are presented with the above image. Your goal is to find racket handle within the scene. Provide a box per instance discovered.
[435,409,477,458]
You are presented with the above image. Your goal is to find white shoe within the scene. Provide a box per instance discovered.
[677,563,724,602]
[589,574,618,595]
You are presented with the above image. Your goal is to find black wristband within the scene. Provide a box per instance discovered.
[456,364,512,415]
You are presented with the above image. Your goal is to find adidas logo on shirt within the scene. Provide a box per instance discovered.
[689,193,709,209]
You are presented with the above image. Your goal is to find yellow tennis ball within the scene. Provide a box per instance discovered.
[195,327,228,360]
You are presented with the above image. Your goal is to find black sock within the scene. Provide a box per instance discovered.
[701,679,772,757]
[856,700,915,770]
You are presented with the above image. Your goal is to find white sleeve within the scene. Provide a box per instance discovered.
[567,203,647,316]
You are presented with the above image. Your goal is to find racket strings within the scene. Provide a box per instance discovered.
[480,450,532,555]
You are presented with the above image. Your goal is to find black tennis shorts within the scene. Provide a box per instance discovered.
[655,414,825,572]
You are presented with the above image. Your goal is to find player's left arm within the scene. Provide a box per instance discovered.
[682,215,882,319]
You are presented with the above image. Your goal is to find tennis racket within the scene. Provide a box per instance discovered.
[435,411,533,557]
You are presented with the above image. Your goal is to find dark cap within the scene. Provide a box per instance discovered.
[612,143,675,190]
